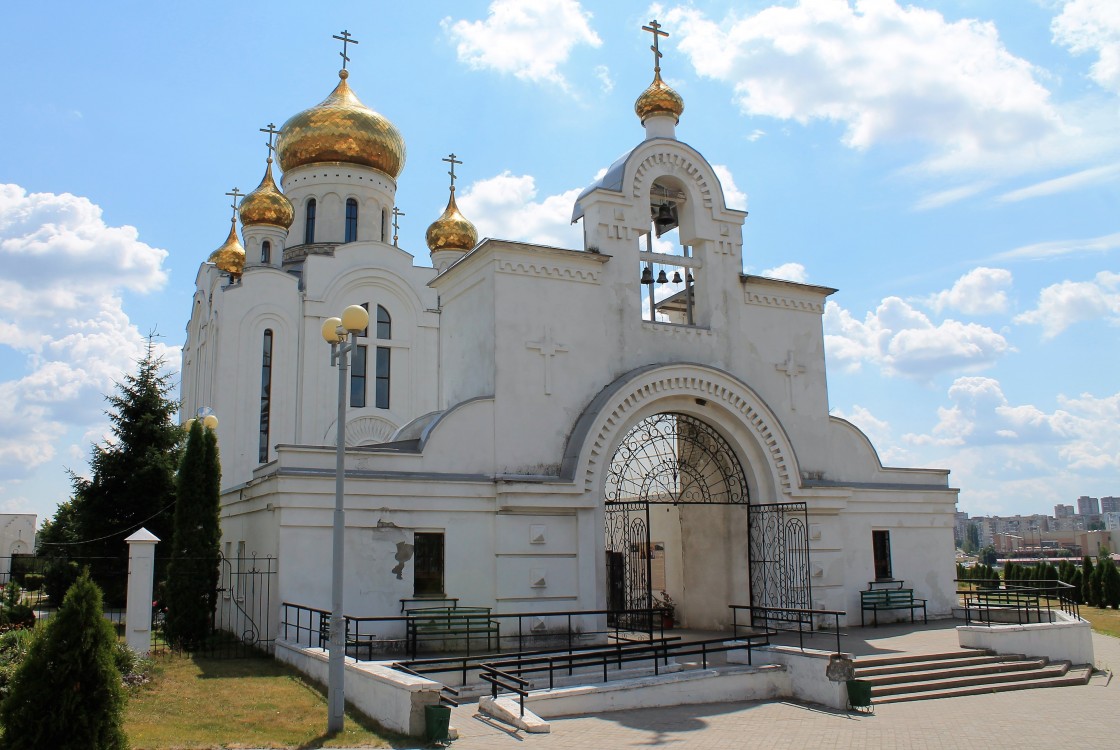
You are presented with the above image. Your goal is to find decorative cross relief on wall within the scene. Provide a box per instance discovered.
[526,327,569,396]
[775,351,806,412]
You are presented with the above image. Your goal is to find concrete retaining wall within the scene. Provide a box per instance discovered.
[274,639,442,736]
[957,613,1095,666]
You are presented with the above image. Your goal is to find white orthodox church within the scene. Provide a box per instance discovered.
[181,27,958,642]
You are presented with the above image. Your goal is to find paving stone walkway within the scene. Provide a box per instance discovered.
[444,624,1120,749]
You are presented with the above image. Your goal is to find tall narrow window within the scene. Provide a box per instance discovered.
[258,329,273,463]
[375,346,390,409]
[375,305,391,409]
[345,198,358,242]
[350,344,367,408]
[381,208,388,243]
[414,532,445,596]
[376,305,391,339]
[872,530,893,580]
[304,199,316,244]
[261,240,271,264]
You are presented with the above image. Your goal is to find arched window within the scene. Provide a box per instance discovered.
[261,240,271,265]
[259,329,273,463]
[345,198,358,243]
[375,305,391,409]
[304,199,317,244]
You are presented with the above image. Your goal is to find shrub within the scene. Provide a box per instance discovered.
[0,570,127,750]
[20,574,43,593]
[42,559,80,605]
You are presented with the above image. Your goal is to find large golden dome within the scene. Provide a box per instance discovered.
[426,191,477,253]
[239,160,294,229]
[277,70,406,178]
[635,71,684,124]
[208,220,246,275]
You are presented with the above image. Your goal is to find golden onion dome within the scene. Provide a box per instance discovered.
[208,220,246,275]
[239,159,294,229]
[277,69,406,178]
[425,191,477,253]
[634,71,684,124]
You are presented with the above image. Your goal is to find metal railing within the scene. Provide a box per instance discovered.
[280,602,669,660]
[729,604,845,655]
[957,579,1082,625]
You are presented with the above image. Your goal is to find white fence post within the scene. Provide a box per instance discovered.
[125,528,160,655]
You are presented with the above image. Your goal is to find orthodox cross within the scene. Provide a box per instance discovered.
[225,187,243,219]
[526,328,568,396]
[260,123,280,159]
[333,30,359,69]
[642,19,669,74]
[391,206,405,247]
[775,351,806,412]
[443,153,462,191]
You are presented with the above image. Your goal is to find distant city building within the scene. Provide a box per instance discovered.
[1054,504,1074,519]
[1077,496,1100,516]
[1101,496,1120,514]
[1104,512,1120,531]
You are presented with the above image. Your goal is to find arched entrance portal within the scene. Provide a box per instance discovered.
[603,412,810,630]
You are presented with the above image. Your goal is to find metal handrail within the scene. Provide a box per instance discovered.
[956,578,1081,626]
[729,604,845,655]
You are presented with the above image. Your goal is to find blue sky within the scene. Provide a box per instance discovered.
[1,0,1117,525]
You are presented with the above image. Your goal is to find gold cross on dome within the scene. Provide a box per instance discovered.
[443,153,463,191]
[333,30,360,69]
[225,187,243,218]
[392,206,405,247]
[260,123,280,159]
[642,19,669,74]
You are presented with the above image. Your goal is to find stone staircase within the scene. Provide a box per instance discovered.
[853,649,1092,704]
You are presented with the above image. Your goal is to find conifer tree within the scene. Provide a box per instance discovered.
[1082,556,1095,606]
[1101,558,1120,609]
[164,420,222,648]
[0,570,127,750]
[38,338,181,605]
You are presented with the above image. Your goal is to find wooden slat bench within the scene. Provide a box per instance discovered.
[860,585,927,627]
[405,605,500,658]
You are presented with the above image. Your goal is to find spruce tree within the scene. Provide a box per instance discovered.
[1101,558,1120,609]
[164,420,222,648]
[0,570,127,750]
[1082,556,1095,606]
[38,338,182,605]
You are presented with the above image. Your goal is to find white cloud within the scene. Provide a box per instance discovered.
[997,162,1120,203]
[664,1,1065,173]
[1014,270,1120,338]
[0,185,174,481]
[443,0,601,89]
[457,172,583,248]
[1052,0,1120,94]
[761,262,808,283]
[926,267,1012,315]
[914,181,993,211]
[594,64,613,94]
[711,164,748,210]
[824,296,1011,379]
[996,230,1120,261]
[831,404,912,465]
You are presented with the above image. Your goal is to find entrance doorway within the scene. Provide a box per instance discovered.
[603,412,811,629]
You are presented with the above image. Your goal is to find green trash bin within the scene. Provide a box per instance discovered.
[425,704,452,742]
[846,679,873,712]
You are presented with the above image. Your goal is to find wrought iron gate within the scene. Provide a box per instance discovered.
[604,502,651,628]
[747,501,811,611]
[213,553,276,656]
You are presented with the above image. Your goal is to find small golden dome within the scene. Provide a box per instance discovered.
[634,71,684,124]
[426,191,477,253]
[208,220,246,275]
[277,70,406,178]
[239,160,294,229]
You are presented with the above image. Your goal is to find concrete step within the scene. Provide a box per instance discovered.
[854,654,1020,678]
[874,665,1093,704]
[872,661,1072,697]
[859,657,1047,686]
[853,649,993,670]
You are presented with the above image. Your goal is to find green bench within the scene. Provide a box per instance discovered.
[406,605,500,658]
[860,584,927,627]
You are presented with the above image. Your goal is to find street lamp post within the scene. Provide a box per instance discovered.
[321,304,370,734]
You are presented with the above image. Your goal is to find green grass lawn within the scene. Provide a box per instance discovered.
[1079,606,1120,639]
[124,653,413,749]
